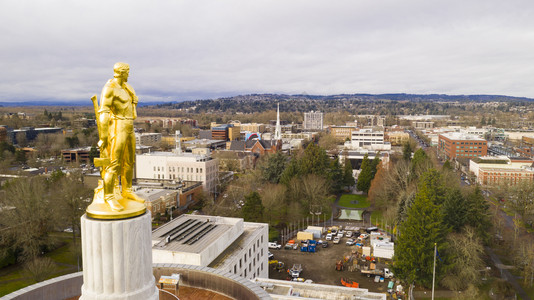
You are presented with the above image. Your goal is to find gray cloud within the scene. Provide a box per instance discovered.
[1,0,534,103]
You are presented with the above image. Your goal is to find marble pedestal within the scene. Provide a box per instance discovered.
[80,212,158,300]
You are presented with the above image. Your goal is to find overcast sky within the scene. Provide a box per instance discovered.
[1,0,534,103]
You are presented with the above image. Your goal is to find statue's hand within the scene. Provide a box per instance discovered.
[98,138,108,150]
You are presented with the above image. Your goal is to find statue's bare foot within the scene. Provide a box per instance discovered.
[122,189,145,203]
[105,197,124,211]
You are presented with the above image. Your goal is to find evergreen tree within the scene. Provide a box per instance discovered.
[342,158,355,189]
[402,142,413,161]
[261,152,287,184]
[411,148,431,179]
[370,155,381,179]
[280,157,300,185]
[357,154,372,193]
[417,169,446,205]
[442,188,466,232]
[242,191,264,222]
[394,178,450,287]
[465,186,491,242]
[328,157,343,193]
[299,142,329,176]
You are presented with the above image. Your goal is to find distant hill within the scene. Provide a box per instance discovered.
[144,93,534,114]
[1,93,532,108]
[0,100,171,107]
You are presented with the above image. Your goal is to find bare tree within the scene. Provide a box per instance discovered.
[0,177,58,261]
[441,227,485,291]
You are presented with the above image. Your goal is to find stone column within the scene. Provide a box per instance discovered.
[80,212,158,300]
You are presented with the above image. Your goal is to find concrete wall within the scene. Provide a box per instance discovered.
[1,272,83,300]
[4,264,271,300]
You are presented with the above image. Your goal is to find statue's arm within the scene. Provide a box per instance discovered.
[98,86,113,148]
[125,83,138,119]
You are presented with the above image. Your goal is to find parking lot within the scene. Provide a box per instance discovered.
[268,227,395,294]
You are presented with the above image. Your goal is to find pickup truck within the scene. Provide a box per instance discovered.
[268,242,282,250]
[361,267,394,278]
[289,264,303,278]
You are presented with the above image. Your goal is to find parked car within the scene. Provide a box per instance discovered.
[345,231,352,238]
[268,251,274,260]
[325,233,332,241]
[357,233,369,241]
[333,237,341,244]
[346,238,355,246]
[269,242,282,250]
[338,230,345,236]
[322,242,329,248]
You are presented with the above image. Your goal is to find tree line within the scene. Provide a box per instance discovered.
[0,171,91,282]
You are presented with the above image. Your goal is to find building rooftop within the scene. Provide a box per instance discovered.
[152,215,238,255]
[253,278,386,300]
[139,151,210,161]
[208,222,264,270]
[135,188,176,203]
[440,132,485,141]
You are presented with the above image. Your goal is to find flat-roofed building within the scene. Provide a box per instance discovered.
[151,214,268,280]
[469,156,534,186]
[386,131,410,146]
[329,126,356,141]
[135,132,162,145]
[350,128,391,151]
[303,111,323,131]
[62,146,97,164]
[438,132,487,160]
[412,121,434,129]
[136,152,218,193]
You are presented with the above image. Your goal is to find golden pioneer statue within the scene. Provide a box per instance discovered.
[87,62,146,219]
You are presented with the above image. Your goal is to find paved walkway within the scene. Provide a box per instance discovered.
[485,247,531,300]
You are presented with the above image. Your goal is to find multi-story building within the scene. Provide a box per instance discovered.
[386,131,410,146]
[350,128,391,151]
[229,121,266,133]
[329,126,356,141]
[135,181,203,218]
[62,146,97,164]
[303,111,323,131]
[438,132,487,160]
[136,152,219,193]
[9,127,62,144]
[412,121,434,129]
[151,214,269,280]
[469,156,534,186]
[210,124,240,141]
[135,132,162,145]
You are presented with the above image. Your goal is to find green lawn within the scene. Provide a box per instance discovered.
[338,194,370,208]
[0,233,80,297]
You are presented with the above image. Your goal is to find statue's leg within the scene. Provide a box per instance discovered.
[121,126,144,203]
[103,120,124,211]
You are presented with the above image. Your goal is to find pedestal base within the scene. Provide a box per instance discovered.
[80,213,158,300]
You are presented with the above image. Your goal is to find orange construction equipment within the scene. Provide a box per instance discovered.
[335,260,344,271]
[341,278,359,288]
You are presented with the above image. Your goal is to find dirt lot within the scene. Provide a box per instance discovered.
[268,229,395,294]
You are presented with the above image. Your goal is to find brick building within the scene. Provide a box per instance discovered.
[438,132,487,160]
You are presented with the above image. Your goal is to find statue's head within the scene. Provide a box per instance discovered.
[113,62,130,81]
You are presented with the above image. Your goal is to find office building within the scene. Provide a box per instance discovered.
[152,214,269,280]
[438,132,487,160]
[303,111,323,131]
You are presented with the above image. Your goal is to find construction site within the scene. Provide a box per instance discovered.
[267,224,405,299]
